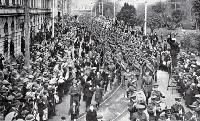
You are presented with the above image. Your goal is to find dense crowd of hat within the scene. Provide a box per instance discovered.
[0,17,144,121]
[174,51,200,107]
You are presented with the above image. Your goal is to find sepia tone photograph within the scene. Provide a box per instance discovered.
[0,0,200,121]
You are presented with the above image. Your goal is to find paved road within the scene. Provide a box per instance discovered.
[115,70,190,121]
[49,70,190,121]
[77,86,129,121]
[48,79,121,121]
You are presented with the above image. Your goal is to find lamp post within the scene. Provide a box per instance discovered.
[102,0,104,16]
[24,0,30,67]
[52,0,55,38]
[144,0,147,35]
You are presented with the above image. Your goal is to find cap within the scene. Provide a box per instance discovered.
[189,104,197,108]
[153,84,159,88]
[28,75,34,79]
[15,93,23,99]
[195,94,200,98]
[175,97,181,102]
[7,95,15,101]
[136,104,145,109]
[2,80,10,85]
[25,114,34,121]
[73,79,77,84]
[159,112,165,117]
[151,95,157,99]
[21,110,29,115]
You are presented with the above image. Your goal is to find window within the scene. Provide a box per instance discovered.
[4,22,8,54]
[171,4,175,9]
[5,0,9,5]
[176,3,180,9]
[12,0,15,5]
[171,0,181,2]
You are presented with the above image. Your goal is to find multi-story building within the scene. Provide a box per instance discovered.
[0,0,51,59]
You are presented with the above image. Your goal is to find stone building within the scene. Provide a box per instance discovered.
[0,0,51,59]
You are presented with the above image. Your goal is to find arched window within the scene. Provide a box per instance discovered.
[12,0,15,5]
[10,20,15,58]
[4,22,8,54]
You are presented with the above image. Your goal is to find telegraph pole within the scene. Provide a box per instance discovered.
[52,0,55,38]
[24,0,30,67]
[102,0,104,16]
[62,0,64,29]
[144,1,147,35]
[114,1,116,21]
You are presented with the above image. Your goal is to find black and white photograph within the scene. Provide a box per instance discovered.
[0,0,200,121]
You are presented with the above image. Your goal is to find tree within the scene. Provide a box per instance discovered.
[193,0,200,29]
[147,11,162,32]
[116,3,137,27]
[172,10,183,24]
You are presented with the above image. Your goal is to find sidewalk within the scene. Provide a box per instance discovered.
[48,78,120,121]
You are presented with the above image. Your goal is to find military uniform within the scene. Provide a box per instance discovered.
[171,97,185,121]
[69,82,81,106]
[68,102,79,121]
[142,75,153,103]
[131,105,148,121]
[151,85,165,101]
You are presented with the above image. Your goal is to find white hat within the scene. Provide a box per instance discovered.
[171,38,176,41]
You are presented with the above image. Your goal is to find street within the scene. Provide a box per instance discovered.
[49,70,190,121]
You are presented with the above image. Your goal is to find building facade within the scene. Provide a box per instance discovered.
[0,0,51,59]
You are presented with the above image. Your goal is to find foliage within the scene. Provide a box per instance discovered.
[147,11,162,32]
[151,2,166,14]
[180,32,200,53]
[193,0,200,29]
[171,10,184,24]
[116,3,137,27]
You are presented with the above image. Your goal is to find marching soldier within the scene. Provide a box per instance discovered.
[69,80,81,106]
[128,95,138,119]
[142,70,153,104]
[68,101,79,121]
[185,104,200,121]
[171,97,185,121]
[191,94,200,117]
[150,84,165,102]
[127,75,137,98]
[147,95,163,121]
[131,104,148,121]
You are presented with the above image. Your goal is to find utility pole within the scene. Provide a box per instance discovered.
[99,2,101,16]
[24,0,30,67]
[52,0,55,38]
[95,3,96,16]
[62,0,64,29]
[114,1,116,21]
[144,1,147,35]
[102,0,103,16]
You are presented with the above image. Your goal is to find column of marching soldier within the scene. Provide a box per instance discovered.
[126,33,200,121]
